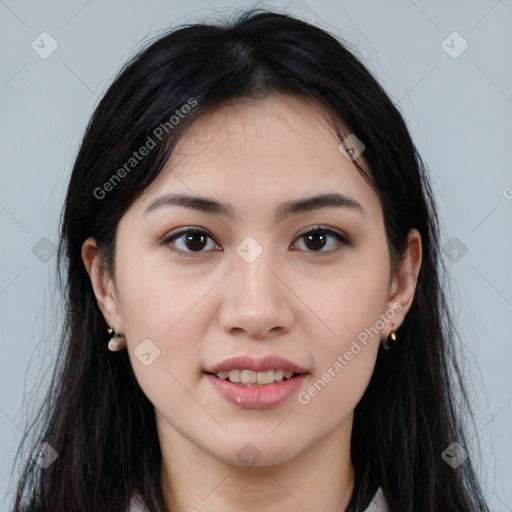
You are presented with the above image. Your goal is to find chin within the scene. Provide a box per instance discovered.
[217,436,305,469]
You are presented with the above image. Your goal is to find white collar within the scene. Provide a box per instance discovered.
[363,487,389,511]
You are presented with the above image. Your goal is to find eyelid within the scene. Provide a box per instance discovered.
[289,226,352,256]
[294,224,352,245]
[160,227,220,257]
[162,226,213,240]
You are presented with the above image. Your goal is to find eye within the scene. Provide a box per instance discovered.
[161,225,351,258]
[161,228,221,257]
[291,226,351,255]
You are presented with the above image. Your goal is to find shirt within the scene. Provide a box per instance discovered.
[127,486,389,511]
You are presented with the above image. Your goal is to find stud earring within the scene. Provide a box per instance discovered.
[381,324,397,351]
[107,326,126,352]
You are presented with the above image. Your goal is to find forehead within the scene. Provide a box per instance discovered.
[132,94,381,222]
[172,94,340,163]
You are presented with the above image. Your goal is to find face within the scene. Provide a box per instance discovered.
[84,93,420,468]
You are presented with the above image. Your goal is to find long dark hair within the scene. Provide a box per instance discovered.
[10,8,489,512]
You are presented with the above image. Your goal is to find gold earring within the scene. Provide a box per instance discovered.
[107,326,125,352]
[381,327,397,350]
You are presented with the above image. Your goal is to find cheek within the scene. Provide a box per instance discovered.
[298,244,389,408]
[120,274,207,424]
[115,245,207,337]
[114,250,210,392]
[295,353,375,446]
[307,246,390,345]
[298,293,382,427]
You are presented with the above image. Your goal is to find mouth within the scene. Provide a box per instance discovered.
[203,355,309,407]
[203,370,309,409]
[204,369,306,387]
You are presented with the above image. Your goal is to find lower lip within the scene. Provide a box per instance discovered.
[204,373,308,409]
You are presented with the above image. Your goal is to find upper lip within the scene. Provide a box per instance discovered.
[204,355,308,374]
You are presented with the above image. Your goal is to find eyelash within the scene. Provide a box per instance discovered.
[160,225,352,258]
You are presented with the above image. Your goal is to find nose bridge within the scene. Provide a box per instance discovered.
[234,236,282,304]
[219,235,293,336]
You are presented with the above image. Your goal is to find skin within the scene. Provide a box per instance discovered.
[82,93,422,512]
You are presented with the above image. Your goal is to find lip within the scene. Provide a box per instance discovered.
[204,355,308,374]
[204,373,308,409]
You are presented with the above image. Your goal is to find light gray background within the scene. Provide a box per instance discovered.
[1,0,511,510]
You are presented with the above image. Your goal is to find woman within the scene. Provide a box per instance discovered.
[10,8,489,512]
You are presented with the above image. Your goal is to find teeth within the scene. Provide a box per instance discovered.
[256,370,274,385]
[241,370,257,384]
[228,370,240,383]
[274,369,285,381]
[214,369,298,385]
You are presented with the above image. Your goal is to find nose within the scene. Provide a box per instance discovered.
[218,248,295,340]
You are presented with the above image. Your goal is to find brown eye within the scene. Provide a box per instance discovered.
[292,227,351,254]
[162,229,221,257]
[304,232,328,251]
[181,231,208,251]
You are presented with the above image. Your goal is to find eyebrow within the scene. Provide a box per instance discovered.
[144,192,367,220]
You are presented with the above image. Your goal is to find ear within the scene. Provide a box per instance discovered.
[383,228,422,338]
[81,236,122,332]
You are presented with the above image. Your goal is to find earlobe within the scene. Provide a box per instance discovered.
[81,237,120,329]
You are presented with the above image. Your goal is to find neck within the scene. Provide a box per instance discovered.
[159,418,355,512]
